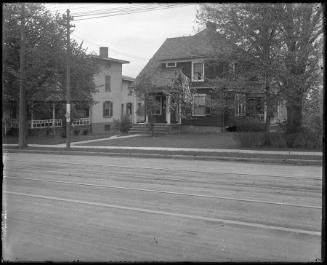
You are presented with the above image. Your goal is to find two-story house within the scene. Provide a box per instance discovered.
[134,22,286,131]
[86,47,144,134]
[3,47,145,136]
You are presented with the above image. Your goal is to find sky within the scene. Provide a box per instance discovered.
[44,3,203,78]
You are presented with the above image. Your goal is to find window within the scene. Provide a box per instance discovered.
[152,95,162,115]
[235,93,246,117]
[192,62,204,81]
[166,62,177,68]
[126,103,132,115]
[128,87,133,96]
[229,62,238,80]
[103,101,113,118]
[105,75,111,92]
[192,94,211,116]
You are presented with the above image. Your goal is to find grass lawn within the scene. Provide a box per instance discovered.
[2,133,116,145]
[77,133,242,149]
[75,132,322,152]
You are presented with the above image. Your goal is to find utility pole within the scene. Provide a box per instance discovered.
[65,9,71,149]
[18,3,26,149]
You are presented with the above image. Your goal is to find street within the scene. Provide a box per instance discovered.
[2,152,322,262]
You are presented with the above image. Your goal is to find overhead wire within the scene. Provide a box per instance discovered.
[73,4,190,21]
[72,4,170,16]
[73,34,150,60]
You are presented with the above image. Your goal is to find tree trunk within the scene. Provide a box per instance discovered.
[286,102,302,133]
[264,79,271,146]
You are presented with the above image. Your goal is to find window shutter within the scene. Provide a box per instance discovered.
[109,101,113,117]
[105,76,111,91]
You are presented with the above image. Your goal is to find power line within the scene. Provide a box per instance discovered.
[73,34,150,60]
[73,4,190,21]
[72,4,167,16]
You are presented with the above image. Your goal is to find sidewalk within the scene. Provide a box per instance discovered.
[3,135,322,165]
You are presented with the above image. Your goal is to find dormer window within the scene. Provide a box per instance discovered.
[166,62,177,68]
[192,62,204,82]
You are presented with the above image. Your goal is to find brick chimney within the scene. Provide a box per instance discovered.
[99,47,108,58]
[206,21,217,32]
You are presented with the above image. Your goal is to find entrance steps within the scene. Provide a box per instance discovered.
[128,123,180,135]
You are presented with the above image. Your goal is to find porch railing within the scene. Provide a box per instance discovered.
[72,118,90,127]
[9,119,62,128]
[9,118,90,129]
[30,119,62,128]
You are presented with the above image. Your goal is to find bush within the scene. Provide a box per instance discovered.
[286,129,322,149]
[234,117,265,132]
[237,132,265,147]
[113,115,132,134]
[237,131,322,149]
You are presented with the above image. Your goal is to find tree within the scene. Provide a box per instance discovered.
[134,70,191,136]
[277,3,323,136]
[197,3,283,145]
[3,3,97,121]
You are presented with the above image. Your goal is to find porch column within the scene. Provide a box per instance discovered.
[178,95,182,124]
[52,103,56,136]
[133,93,137,124]
[264,101,267,123]
[31,108,34,129]
[166,94,171,124]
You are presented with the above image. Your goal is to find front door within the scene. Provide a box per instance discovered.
[152,94,166,123]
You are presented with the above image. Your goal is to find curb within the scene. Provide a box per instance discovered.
[4,148,322,166]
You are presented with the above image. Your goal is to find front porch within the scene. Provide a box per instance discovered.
[144,92,182,125]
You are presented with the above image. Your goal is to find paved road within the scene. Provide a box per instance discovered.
[2,152,322,262]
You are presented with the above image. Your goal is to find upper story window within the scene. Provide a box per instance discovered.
[103,101,113,118]
[105,75,111,92]
[166,62,177,68]
[192,62,204,82]
[128,87,133,96]
[192,93,211,116]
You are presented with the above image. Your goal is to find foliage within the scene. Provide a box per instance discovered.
[134,70,192,125]
[277,4,323,135]
[234,117,265,132]
[113,115,132,134]
[237,131,321,149]
[196,3,323,142]
[2,3,98,115]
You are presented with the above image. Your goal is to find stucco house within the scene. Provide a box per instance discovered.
[88,47,143,134]
[132,22,287,133]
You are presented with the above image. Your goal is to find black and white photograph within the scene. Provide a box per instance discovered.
[2,2,324,262]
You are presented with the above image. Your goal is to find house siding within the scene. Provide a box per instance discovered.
[90,61,122,134]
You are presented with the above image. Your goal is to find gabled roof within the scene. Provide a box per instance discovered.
[135,27,240,87]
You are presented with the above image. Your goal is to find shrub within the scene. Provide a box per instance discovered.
[237,132,265,147]
[234,117,265,132]
[286,129,322,149]
[237,131,322,150]
[113,115,132,134]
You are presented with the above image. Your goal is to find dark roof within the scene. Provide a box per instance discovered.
[135,28,240,86]
[122,75,135,82]
[88,55,129,64]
